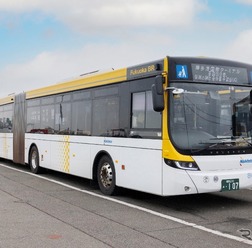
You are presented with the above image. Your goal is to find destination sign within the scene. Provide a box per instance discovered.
[191,64,249,84]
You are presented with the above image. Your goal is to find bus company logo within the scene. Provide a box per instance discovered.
[176,65,188,79]
[104,139,112,144]
[240,158,252,166]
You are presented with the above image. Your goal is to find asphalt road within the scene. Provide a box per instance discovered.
[0,159,252,248]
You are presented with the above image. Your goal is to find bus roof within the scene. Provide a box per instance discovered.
[25,58,165,99]
[0,95,14,106]
[26,68,127,99]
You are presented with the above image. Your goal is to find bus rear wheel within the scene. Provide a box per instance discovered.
[97,155,117,195]
[29,146,41,174]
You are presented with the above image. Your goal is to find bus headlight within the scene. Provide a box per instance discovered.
[165,159,200,171]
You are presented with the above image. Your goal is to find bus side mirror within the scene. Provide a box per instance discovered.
[152,75,164,112]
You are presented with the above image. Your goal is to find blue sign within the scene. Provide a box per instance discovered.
[250,71,252,82]
[176,65,188,79]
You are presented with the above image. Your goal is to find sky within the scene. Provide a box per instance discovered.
[1,0,252,97]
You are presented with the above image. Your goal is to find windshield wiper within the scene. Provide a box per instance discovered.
[192,136,252,154]
[191,141,229,154]
[237,137,252,147]
[210,136,252,146]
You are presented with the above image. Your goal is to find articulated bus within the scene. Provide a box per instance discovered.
[1,56,252,196]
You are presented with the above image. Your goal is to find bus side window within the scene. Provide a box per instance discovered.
[92,97,119,136]
[55,102,71,134]
[72,90,92,136]
[0,104,13,133]
[72,100,91,135]
[131,91,161,129]
[27,106,41,133]
[0,106,3,132]
[41,97,55,134]
[132,92,145,128]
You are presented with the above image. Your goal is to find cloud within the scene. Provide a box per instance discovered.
[0,37,172,97]
[224,29,252,63]
[0,0,206,32]
[0,0,206,98]
[235,0,252,5]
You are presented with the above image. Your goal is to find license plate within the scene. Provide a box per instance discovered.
[221,179,239,191]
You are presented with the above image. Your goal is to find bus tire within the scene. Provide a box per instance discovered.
[97,155,117,195]
[29,146,41,174]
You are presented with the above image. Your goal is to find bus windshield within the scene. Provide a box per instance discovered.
[169,82,252,154]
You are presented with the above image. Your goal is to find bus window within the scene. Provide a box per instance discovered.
[0,104,13,133]
[131,91,161,138]
[72,100,92,135]
[92,97,119,136]
[132,92,145,128]
[0,106,3,131]
[41,104,55,134]
[146,91,161,128]
[73,90,91,101]
[55,102,72,134]
[131,91,161,129]
[27,106,41,133]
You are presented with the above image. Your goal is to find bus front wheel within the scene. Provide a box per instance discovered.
[29,146,41,174]
[97,155,117,195]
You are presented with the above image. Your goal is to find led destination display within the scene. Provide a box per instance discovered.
[191,64,249,84]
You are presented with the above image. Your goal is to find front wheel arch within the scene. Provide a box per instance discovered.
[92,151,111,182]
[29,145,42,174]
[95,153,118,195]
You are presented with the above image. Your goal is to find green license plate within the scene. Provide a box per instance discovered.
[221,179,239,191]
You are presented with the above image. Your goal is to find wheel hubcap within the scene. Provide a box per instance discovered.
[100,162,113,188]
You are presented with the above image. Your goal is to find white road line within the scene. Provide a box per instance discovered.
[1,163,252,246]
